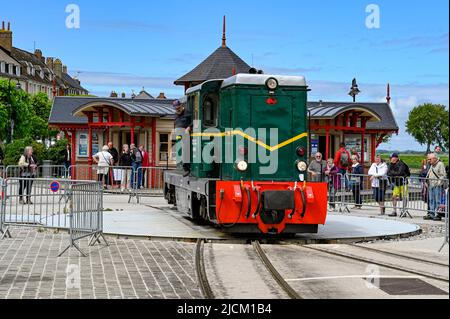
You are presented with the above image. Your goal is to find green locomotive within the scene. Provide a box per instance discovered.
[164,73,328,234]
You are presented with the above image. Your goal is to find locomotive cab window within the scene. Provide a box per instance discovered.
[202,93,219,127]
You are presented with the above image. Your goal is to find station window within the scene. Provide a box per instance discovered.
[159,133,175,163]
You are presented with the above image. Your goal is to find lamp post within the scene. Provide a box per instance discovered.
[7,78,22,143]
[348,78,360,103]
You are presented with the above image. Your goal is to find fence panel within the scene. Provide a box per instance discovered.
[5,165,66,179]
[0,176,107,256]
[333,173,449,219]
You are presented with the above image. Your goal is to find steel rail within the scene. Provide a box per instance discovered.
[303,245,449,283]
[252,240,302,299]
[349,244,449,268]
[195,239,215,299]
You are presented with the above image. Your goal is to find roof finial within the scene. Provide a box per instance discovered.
[222,15,226,47]
[386,83,391,106]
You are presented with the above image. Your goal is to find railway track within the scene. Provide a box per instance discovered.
[349,243,449,268]
[302,245,449,283]
[195,239,215,299]
[194,239,302,299]
[252,241,302,299]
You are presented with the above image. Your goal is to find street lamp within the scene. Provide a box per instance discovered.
[348,78,360,103]
[7,78,22,143]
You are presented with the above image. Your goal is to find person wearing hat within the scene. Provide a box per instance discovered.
[386,153,411,217]
[173,98,191,175]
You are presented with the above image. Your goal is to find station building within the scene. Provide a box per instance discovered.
[49,18,398,169]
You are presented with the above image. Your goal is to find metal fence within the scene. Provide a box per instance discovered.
[327,173,449,218]
[67,165,168,203]
[4,165,67,179]
[0,176,107,256]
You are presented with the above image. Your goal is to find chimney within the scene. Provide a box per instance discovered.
[157,92,167,99]
[34,49,42,60]
[46,57,54,70]
[0,21,13,52]
[62,65,67,74]
[54,58,62,78]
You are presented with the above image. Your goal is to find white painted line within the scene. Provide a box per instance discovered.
[285,275,424,282]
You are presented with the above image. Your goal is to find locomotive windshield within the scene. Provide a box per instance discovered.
[202,93,219,127]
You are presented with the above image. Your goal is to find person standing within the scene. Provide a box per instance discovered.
[62,144,72,177]
[368,155,388,215]
[18,146,38,204]
[107,142,119,188]
[325,158,340,210]
[130,144,143,189]
[139,145,150,188]
[93,145,114,188]
[387,153,410,217]
[349,155,364,209]
[119,144,132,192]
[308,152,327,182]
[425,153,446,221]
[334,142,351,190]
[334,142,351,175]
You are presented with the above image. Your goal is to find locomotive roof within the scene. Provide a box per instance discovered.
[221,74,307,88]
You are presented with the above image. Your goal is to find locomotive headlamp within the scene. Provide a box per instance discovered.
[265,78,278,90]
[296,161,307,172]
[236,161,248,172]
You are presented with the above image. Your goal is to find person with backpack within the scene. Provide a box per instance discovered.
[130,143,143,189]
[425,153,446,221]
[333,143,351,189]
[387,153,410,217]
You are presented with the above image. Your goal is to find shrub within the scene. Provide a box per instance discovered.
[3,138,48,166]
[46,139,69,165]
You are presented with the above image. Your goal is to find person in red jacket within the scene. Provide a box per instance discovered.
[139,145,150,188]
[334,142,351,175]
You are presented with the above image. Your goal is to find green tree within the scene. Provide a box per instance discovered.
[29,92,57,140]
[0,79,33,142]
[406,103,449,154]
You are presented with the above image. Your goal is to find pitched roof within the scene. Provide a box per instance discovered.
[49,96,175,125]
[135,90,154,99]
[0,46,21,66]
[174,46,251,85]
[10,47,54,85]
[61,72,88,93]
[308,101,399,131]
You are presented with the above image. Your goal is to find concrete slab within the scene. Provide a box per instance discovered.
[100,195,421,241]
[297,215,421,241]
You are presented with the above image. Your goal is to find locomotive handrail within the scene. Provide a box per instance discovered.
[299,188,307,218]
[245,187,252,218]
[252,188,262,219]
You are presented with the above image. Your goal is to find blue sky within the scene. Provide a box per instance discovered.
[2,0,449,151]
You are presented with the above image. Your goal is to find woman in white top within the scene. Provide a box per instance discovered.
[93,145,114,187]
[368,155,388,215]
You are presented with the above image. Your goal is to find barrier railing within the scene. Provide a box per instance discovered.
[4,165,67,179]
[439,189,449,252]
[0,176,107,256]
[67,164,170,202]
[327,173,449,220]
